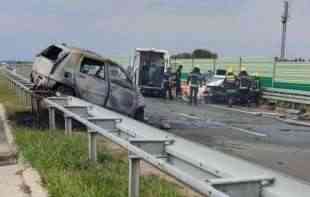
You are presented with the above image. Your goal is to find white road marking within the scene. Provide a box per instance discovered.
[209,104,261,116]
[209,104,283,117]
[178,112,267,137]
[230,126,267,137]
[178,113,202,120]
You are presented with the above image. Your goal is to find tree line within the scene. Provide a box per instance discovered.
[171,49,218,59]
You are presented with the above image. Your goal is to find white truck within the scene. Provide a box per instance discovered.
[129,48,170,97]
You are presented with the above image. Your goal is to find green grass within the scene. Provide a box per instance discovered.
[14,129,183,197]
[0,74,184,197]
[0,75,26,116]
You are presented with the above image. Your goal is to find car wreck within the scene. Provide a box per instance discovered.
[31,44,145,120]
[205,69,260,106]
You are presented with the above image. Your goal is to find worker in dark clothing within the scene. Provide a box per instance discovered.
[224,70,238,107]
[187,67,202,105]
[238,67,251,106]
[163,67,174,100]
[175,65,183,98]
[238,67,249,78]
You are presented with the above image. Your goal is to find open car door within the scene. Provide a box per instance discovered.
[107,64,138,116]
[75,57,110,106]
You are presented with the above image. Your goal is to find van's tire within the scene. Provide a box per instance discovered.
[134,108,144,121]
[55,85,75,96]
[160,90,166,98]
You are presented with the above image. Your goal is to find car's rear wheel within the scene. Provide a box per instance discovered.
[134,108,144,121]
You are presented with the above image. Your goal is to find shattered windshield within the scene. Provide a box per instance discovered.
[41,45,64,62]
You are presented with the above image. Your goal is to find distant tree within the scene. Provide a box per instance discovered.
[171,52,193,59]
[172,49,218,59]
[192,49,218,59]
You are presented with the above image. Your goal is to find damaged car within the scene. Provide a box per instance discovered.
[31,44,145,120]
[204,69,261,106]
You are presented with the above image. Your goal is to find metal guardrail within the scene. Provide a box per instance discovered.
[262,88,310,105]
[2,67,310,197]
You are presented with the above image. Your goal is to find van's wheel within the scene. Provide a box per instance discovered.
[134,108,144,121]
[160,90,166,98]
[55,85,75,96]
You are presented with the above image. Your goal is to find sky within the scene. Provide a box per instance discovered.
[0,0,309,60]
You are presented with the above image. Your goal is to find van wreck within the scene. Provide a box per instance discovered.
[31,44,145,120]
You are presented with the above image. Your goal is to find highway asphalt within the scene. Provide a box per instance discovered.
[144,97,310,182]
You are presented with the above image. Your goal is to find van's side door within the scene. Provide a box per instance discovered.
[75,57,109,106]
[106,64,137,115]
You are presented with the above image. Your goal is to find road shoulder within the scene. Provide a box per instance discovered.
[0,104,47,197]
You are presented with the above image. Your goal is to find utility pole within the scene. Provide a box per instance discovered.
[280,1,289,60]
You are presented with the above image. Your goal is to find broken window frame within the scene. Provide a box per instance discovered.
[109,64,133,89]
[80,58,106,80]
[40,45,64,63]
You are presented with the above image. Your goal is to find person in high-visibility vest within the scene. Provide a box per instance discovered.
[187,67,202,105]
[224,68,237,107]
[225,67,237,87]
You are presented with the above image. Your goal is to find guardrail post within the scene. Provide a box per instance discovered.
[15,84,18,95]
[25,92,30,106]
[48,107,56,130]
[129,156,141,197]
[64,115,72,136]
[88,130,97,162]
[20,88,24,104]
[16,87,20,103]
[22,90,26,105]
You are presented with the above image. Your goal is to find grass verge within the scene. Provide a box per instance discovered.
[0,74,184,197]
